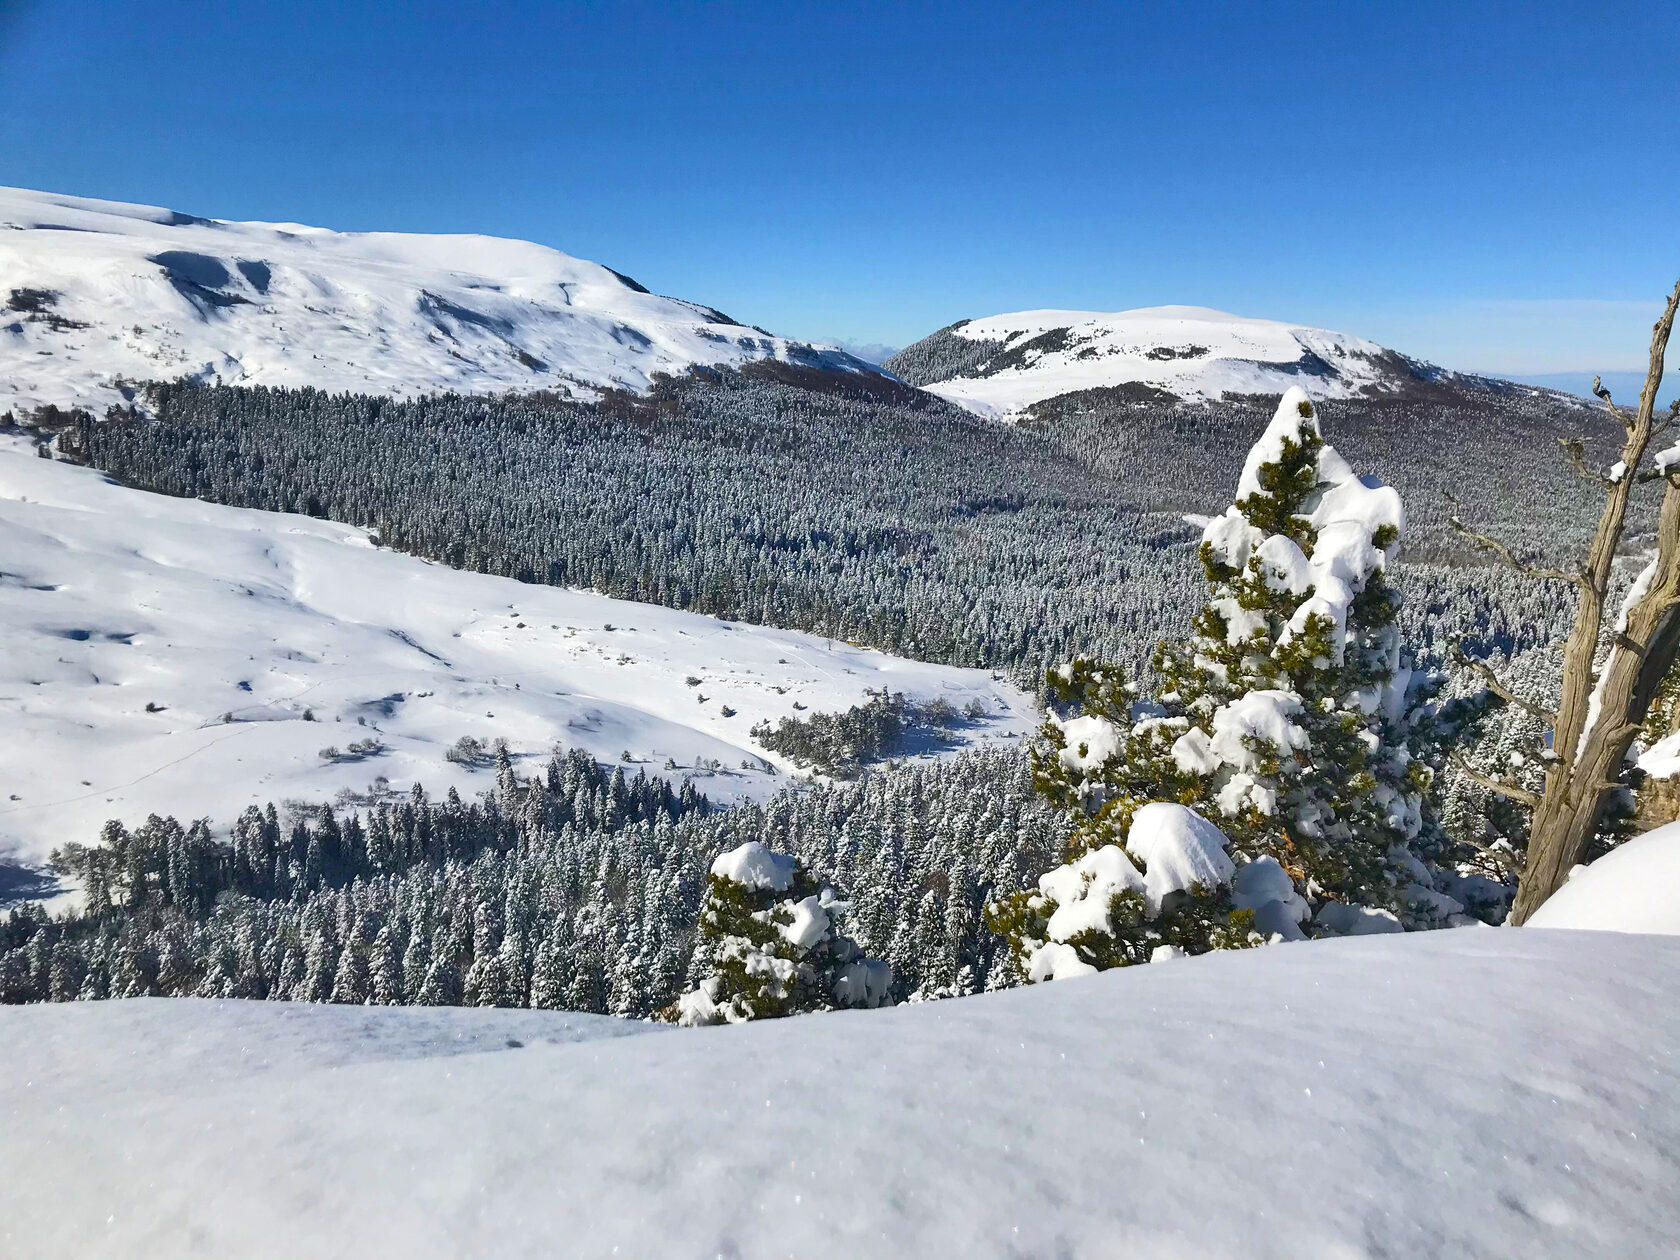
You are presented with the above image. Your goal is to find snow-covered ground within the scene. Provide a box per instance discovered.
[0,185,881,418]
[1527,822,1680,935]
[1,927,1674,1258]
[0,434,1032,874]
[913,306,1529,416]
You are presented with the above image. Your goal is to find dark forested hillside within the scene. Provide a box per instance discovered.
[1019,387,1627,564]
[7,370,1637,1017]
[69,373,1601,681]
[75,377,1208,676]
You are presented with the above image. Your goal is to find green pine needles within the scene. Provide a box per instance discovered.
[669,841,892,1023]
[990,387,1463,979]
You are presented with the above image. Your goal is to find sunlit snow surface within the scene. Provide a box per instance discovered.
[0,436,1032,873]
[925,306,1428,416]
[1,929,1675,1257]
[1527,821,1680,935]
[0,185,877,417]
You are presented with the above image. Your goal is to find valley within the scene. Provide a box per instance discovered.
[0,432,1029,879]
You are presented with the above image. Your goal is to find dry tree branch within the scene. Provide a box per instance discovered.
[1638,403,1680,480]
[1592,375,1634,433]
[1448,643,1557,725]
[1449,752,1542,809]
[1559,436,1616,487]
[1447,517,1587,587]
[1653,398,1680,441]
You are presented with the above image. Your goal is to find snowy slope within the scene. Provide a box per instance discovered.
[1526,822,1680,935]
[888,306,1542,417]
[2,928,1675,1258]
[0,434,1032,873]
[0,186,881,418]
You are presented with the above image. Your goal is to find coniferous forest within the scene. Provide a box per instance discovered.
[73,374,1609,678]
[0,748,1062,1009]
[3,371,1648,1015]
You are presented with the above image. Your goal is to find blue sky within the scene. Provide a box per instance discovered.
[2,0,1675,388]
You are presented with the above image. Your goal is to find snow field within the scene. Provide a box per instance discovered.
[1527,820,1680,935]
[0,928,1674,1258]
[923,306,1482,416]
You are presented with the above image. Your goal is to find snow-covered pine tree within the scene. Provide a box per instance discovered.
[368,925,403,1005]
[988,801,1265,978]
[329,940,370,1004]
[669,841,892,1025]
[994,387,1452,976]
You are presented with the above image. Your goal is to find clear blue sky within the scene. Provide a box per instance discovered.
[2,0,1676,384]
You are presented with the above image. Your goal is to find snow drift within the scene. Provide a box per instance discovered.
[1526,821,1680,935]
[0,185,883,419]
[0,928,1674,1257]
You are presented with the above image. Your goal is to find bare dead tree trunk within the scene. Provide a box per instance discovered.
[1454,279,1680,925]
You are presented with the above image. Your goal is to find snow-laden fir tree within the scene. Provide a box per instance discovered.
[670,841,892,1024]
[991,387,1464,978]
[988,800,1271,980]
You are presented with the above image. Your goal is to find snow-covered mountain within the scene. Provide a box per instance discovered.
[0,434,1030,878]
[0,186,883,418]
[886,306,1546,417]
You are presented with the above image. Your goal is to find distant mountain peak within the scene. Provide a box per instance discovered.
[885,306,1557,416]
[0,185,882,418]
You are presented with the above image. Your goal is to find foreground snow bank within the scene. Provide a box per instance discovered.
[1527,822,1680,935]
[2,929,1675,1258]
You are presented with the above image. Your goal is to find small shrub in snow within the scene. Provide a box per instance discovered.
[444,736,487,766]
[670,841,891,1024]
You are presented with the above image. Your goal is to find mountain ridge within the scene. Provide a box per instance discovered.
[0,185,885,419]
[886,306,1579,417]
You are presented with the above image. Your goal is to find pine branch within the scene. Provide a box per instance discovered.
[1448,644,1557,725]
[1448,517,1586,587]
[1449,753,1541,809]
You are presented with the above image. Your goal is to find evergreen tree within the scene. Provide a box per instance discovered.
[992,388,1462,977]
[670,842,891,1024]
[369,925,403,1005]
[330,941,370,1004]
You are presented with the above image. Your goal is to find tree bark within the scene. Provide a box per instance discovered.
[1510,279,1680,924]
